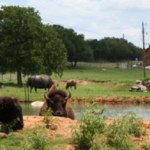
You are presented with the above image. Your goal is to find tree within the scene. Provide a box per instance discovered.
[0,6,67,85]
[87,38,142,62]
[52,25,93,67]
[40,24,67,77]
[0,6,43,85]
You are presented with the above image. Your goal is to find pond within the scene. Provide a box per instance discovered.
[21,102,150,120]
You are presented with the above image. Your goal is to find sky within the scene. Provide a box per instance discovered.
[0,0,150,48]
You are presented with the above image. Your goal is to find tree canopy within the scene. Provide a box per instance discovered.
[0,6,67,85]
[86,37,142,62]
[52,25,93,67]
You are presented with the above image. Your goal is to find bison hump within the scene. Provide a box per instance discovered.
[48,90,67,98]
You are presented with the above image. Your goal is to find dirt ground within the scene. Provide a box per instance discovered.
[22,116,150,150]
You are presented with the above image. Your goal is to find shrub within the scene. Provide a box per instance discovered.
[106,119,136,150]
[73,104,146,150]
[116,111,146,137]
[42,107,53,128]
[73,103,108,149]
[21,125,48,150]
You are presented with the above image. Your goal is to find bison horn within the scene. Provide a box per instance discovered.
[65,90,71,100]
[43,91,51,101]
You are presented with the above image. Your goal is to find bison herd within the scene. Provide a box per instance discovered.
[0,75,77,137]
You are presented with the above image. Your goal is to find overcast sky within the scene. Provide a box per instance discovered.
[1,0,150,48]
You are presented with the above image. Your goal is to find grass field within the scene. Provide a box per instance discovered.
[0,66,150,102]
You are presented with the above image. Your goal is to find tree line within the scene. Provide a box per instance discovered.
[0,6,143,85]
[52,25,142,65]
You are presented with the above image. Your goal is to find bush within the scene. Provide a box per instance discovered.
[73,103,108,149]
[21,125,48,150]
[73,104,146,150]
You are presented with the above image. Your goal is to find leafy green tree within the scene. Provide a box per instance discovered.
[0,6,43,85]
[52,25,93,67]
[86,39,100,62]
[40,24,67,77]
[87,38,142,62]
[0,6,67,85]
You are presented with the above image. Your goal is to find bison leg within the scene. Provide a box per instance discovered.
[66,85,69,90]
[17,107,24,130]
[12,107,24,131]
[30,87,33,93]
[0,124,9,135]
[74,85,77,89]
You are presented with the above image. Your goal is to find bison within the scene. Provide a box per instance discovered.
[0,97,24,135]
[129,80,148,92]
[66,79,77,90]
[26,75,54,93]
[39,84,75,120]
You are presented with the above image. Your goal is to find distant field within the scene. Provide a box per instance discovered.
[0,63,149,102]
[67,61,143,68]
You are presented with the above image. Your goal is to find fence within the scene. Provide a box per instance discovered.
[67,61,143,68]
[0,61,143,82]
[0,73,29,83]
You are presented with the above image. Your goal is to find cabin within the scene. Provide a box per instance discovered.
[144,45,150,66]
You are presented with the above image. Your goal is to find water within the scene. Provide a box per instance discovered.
[20,102,150,120]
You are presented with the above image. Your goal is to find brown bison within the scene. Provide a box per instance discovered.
[0,97,24,135]
[39,84,75,120]
[26,75,54,93]
[66,79,77,90]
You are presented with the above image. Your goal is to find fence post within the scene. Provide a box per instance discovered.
[24,85,26,102]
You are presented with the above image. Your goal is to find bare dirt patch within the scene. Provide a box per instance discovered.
[23,116,78,139]
[21,116,150,150]
[54,80,92,85]
[54,79,108,86]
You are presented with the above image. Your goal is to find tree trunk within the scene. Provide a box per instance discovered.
[17,67,22,85]
[71,61,73,67]
[74,60,77,67]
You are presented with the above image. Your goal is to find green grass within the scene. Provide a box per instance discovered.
[0,67,150,102]
[0,126,73,150]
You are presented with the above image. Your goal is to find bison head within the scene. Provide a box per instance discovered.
[43,85,71,117]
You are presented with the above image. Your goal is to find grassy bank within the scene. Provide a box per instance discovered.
[0,67,150,102]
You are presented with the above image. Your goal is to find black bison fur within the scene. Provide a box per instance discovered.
[0,97,24,134]
[39,84,75,120]
[66,79,77,90]
[0,124,9,134]
[26,75,54,93]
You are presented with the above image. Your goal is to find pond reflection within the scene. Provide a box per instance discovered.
[20,102,150,120]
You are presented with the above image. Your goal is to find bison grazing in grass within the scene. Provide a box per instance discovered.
[66,79,77,90]
[26,75,54,93]
[0,97,24,135]
[39,84,75,120]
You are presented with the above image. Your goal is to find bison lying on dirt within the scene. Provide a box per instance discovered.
[0,97,24,135]
[129,80,148,92]
[26,75,54,93]
[66,79,77,90]
[39,84,75,120]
